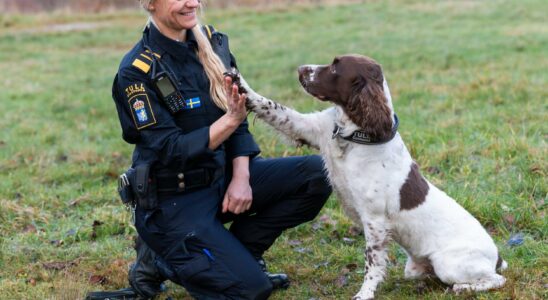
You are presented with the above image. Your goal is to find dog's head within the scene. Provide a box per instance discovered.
[298,54,394,141]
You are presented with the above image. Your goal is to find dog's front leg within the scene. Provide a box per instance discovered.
[354,217,390,300]
[240,76,328,149]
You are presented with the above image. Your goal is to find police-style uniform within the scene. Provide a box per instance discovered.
[112,23,331,299]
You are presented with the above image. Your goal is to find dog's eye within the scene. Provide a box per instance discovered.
[330,65,337,74]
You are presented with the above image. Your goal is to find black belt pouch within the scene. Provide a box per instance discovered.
[131,164,158,210]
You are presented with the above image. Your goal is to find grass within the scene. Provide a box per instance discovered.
[0,0,546,299]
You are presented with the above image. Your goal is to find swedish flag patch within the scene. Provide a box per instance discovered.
[184,97,201,110]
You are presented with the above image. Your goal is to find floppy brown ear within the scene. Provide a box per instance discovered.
[345,78,393,140]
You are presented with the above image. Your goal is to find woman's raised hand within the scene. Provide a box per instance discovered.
[224,76,247,123]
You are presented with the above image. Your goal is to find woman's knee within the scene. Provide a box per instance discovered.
[300,155,332,196]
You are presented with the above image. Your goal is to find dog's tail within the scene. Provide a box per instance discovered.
[496,253,508,272]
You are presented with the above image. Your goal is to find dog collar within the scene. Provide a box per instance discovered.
[332,114,399,145]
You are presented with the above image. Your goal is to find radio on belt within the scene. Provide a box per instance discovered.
[153,71,185,114]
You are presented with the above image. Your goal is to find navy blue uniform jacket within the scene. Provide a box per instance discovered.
[112,24,260,173]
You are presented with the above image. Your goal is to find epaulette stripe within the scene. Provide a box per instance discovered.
[132,58,151,73]
[205,25,213,39]
[145,49,161,58]
[140,53,152,61]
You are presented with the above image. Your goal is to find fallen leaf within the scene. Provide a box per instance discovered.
[426,166,441,174]
[345,263,358,272]
[347,225,363,237]
[22,224,37,233]
[335,275,348,288]
[503,214,515,224]
[104,170,118,179]
[294,247,311,254]
[287,239,302,246]
[319,214,338,226]
[89,274,107,285]
[311,222,322,231]
[92,220,104,228]
[26,278,37,286]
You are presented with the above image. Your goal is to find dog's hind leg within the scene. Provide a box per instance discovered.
[404,255,433,280]
[452,274,506,292]
[431,251,506,293]
[353,216,390,300]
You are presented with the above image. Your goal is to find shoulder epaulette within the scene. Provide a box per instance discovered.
[132,49,161,74]
[204,24,216,40]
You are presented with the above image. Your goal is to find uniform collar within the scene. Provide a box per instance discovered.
[148,23,198,59]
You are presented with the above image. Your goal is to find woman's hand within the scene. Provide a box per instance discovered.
[225,76,247,123]
[222,175,253,215]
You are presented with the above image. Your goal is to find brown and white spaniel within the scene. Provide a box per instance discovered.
[240,55,507,299]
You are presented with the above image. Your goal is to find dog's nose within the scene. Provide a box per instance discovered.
[298,65,310,76]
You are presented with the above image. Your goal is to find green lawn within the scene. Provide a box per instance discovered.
[0,0,546,299]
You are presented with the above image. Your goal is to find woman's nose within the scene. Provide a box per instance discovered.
[185,0,201,7]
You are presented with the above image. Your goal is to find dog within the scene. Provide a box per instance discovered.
[238,54,507,299]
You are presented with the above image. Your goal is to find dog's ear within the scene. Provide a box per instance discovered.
[345,76,393,140]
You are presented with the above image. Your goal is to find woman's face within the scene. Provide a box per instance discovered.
[150,0,201,31]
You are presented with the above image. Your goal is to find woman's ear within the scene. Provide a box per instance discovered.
[345,78,393,141]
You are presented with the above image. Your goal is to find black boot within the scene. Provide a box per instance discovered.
[256,258,290,290]
[128,236,167,299]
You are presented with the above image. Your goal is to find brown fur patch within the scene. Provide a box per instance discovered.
[345,77,393,141]
[399,163,429,210]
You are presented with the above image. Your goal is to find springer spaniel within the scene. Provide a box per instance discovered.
[238,55,507,299]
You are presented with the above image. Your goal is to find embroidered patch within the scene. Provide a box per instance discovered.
[184,97,202,110]
[128,94,156,130]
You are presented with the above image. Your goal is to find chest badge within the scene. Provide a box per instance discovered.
[184,97,202,110]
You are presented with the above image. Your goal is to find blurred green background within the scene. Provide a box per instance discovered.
[0,0,546,299]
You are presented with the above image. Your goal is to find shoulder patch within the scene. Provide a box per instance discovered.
[125,83,156,130]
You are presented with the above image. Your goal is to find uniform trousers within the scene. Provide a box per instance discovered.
[135,155,332,299]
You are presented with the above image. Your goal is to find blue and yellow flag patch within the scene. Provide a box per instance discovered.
[184,97,201,110]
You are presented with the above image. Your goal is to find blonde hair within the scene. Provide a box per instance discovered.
[140,0,229,111]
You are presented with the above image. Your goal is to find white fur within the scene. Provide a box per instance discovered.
[241,75,507,299]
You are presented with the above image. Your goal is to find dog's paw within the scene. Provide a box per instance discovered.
[352,291,374,300]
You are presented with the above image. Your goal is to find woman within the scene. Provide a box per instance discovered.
[111,0,331,299]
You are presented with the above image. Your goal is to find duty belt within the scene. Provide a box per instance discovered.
[156,168,216,194]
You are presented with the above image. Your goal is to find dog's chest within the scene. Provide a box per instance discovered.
[320,142,377,204]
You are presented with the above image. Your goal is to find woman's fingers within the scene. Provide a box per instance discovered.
[222,194,230,213]
[224,76,232,92]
